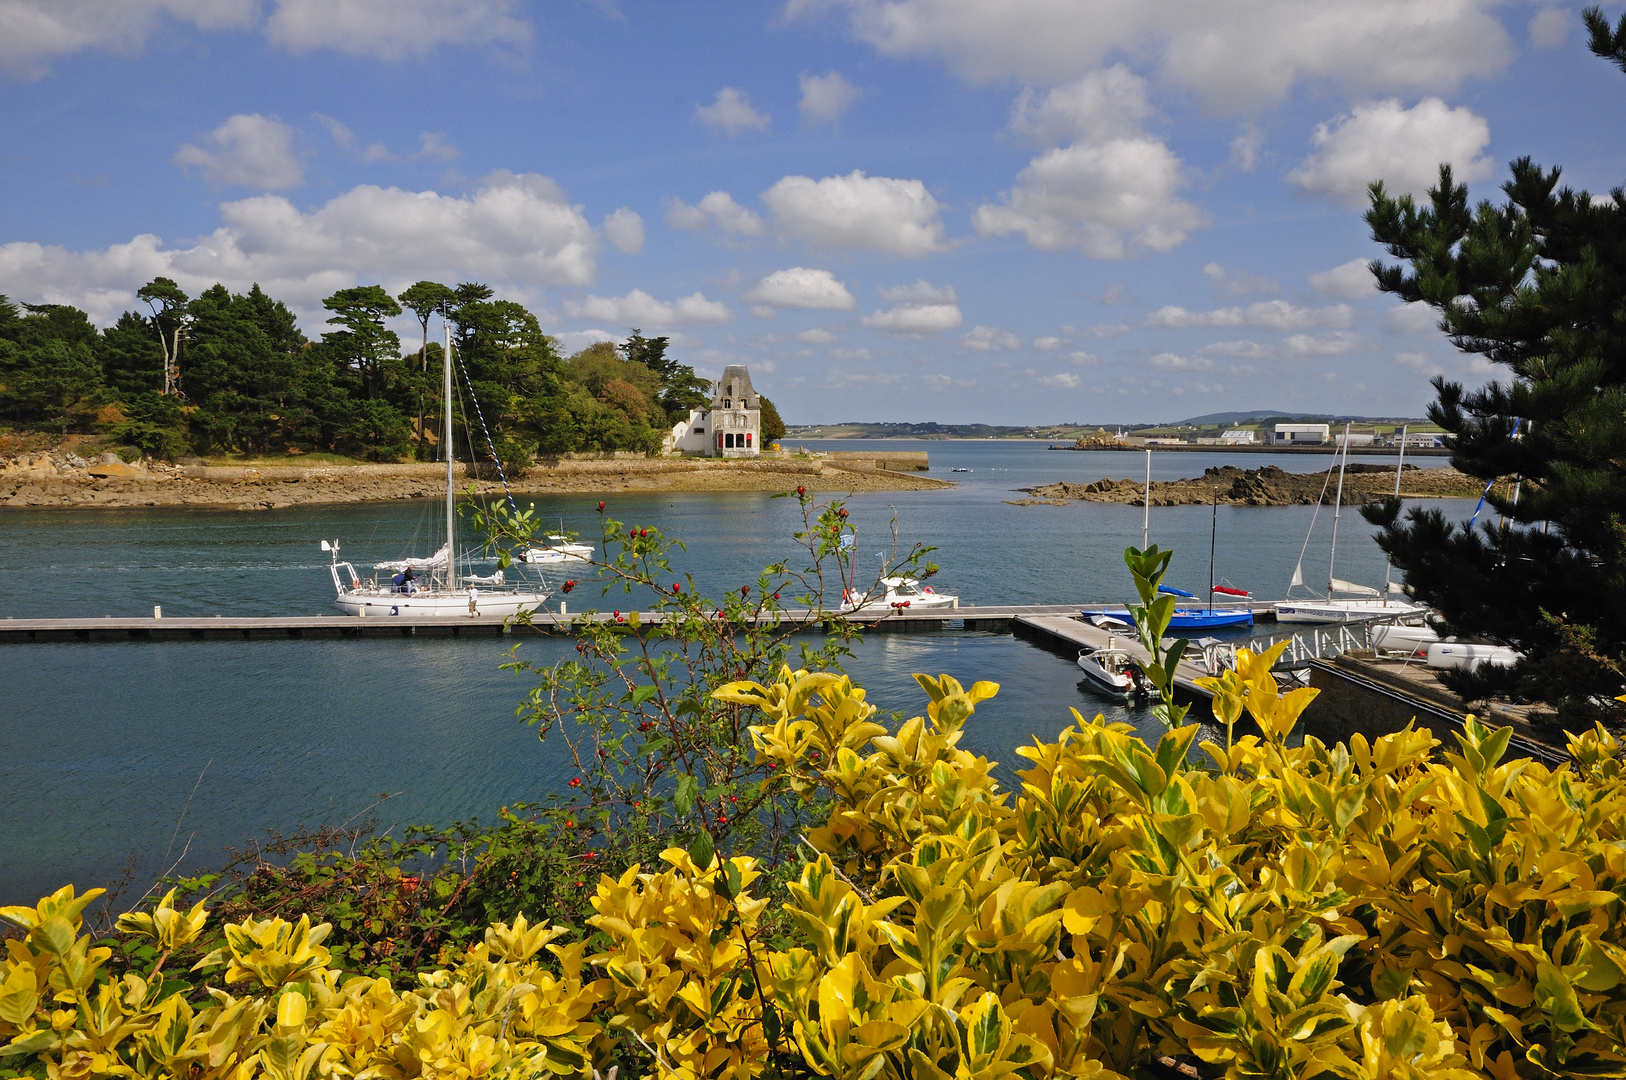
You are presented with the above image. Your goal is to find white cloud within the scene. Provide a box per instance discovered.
[1229,124,1263,172]
[799,70,861,124]
[664,191,764,236]
[0,172,597,324]
[696,87,771,135]
[963,325,1022,350]
[1080,321,1130,338]
[263,0,530,60]
[602,208,645,254]
[861,302,963,335]
[1145,300,1354,330]
[564,289,733,329]
[973,137,1204,258]
[1148,352,1213,371]
[554,328,617,353]
[797,328,836,345]
[1009,65,1151,145]
[1394,350,1443,376]
[1530,8,1569,49]
[1065,350,1097,365]
[1383,302,1438,334]
[173,113,304,189]
[1309,258,1376,300]
[745,267,855,310]
[1033,335,1063,351]
[878,279,957,304]
[314,114,391,161]
[1034,371,1080,388]
[1289,98,1493,206]
[787,0,1512,113]
[0,0,256,79]
[763,170,949,256]
[417,132,459,161]
[1280,331,1363,357]
[1202,262,1278,299]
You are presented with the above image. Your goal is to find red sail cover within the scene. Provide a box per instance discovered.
[1211,585,1251,597]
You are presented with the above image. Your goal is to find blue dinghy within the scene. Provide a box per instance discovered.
[1082,606,1254,631]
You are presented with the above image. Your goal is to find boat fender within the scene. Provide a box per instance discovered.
[923,586,934,594]
[351,578,360,590]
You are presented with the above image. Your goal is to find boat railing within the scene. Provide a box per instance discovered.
[1196,609,1426,676]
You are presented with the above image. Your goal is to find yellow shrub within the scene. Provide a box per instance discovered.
[9,654,1626,1079]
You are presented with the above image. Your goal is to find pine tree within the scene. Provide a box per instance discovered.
[1361,6,1626,726]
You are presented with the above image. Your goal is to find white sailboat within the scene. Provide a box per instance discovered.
[322,318,550,618]
[1274,423,1427,625]
[517,534,594,565]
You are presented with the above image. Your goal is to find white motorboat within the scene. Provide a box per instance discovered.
[841,577,957,614]
[1077,642,1149,699]
[1427,641,1521,673]
[322,319,549,619]
[1370,622,1442,657]
[1275,423,1426,625]
[517,535,594,565]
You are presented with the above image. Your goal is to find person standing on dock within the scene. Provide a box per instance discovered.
[468,585,479,618]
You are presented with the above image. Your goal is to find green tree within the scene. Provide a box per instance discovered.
[321,286,404,401]
[758,394,786,444]
[0,301,106,430]
[446,285,570,467]
[136,277,189,396]
[1360,6,1626,725]
[620,327,710,421]
[398,281,455,458]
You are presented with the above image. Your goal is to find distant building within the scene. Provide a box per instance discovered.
[1220,429,1256,445]
[1334,431,1376,448]
[1393,432,1444,448]
[1270,423,1330,445]
[669,365,762,458]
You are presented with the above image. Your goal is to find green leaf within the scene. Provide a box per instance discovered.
[675,773,700,815]
[689,829,716,870]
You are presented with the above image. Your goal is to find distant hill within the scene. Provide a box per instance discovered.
[1175,410,1290,425]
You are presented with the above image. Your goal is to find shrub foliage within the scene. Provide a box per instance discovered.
[10,642,1626,1079]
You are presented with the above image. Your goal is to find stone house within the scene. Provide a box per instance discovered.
[669,365,762,457]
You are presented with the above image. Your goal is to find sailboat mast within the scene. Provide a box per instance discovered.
[1208,486,1217,613]
[1142,448,1151,549]
[1327,422,1350,598]
[444,317,456,592]
[1384,425,1407,600]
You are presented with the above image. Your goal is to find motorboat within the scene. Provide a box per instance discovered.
[1081,605,1253,631]
[1275,423,1427,625]
[321,319,549,619]
[951,467,971,473]
[517,535,595,565]
[1077,642,1150,699]
[842,577,957,614]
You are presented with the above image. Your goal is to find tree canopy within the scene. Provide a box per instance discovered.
[0,282,745,466]
[1362,5,1626,725]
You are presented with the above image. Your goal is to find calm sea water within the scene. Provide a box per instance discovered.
[0,442,1470,904]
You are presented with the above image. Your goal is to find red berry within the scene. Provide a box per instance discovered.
[838,508,848,518]
[773,592,779,600]
[597,501,605,511]
[741,585,750,596]
[640,528,648,537]
[563,580,576,593]
[672,582,680,592]
[796,486,805,496]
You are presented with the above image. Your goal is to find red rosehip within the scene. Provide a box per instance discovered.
[796,486,805,496]
[640,528,648,537]
[741,585,750,596]
[838,508,848,518]
[563,580,576,593]
[672,582,681,592]
[597,501,605,511]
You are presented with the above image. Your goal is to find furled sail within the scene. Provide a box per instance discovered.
[374,545,449,572]
[1329,577,1381,597]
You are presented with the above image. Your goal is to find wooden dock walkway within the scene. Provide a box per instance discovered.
[0,605,1085,643]
[0,605,1220,699]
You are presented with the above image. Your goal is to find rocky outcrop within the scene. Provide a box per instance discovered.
[1015,464,1500,507]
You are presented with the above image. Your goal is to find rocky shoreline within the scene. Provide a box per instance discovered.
[0,452,952,510]
[1008,463,1502,507]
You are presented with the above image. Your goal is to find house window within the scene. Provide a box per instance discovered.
[723,398,731,408]
[745,433,752,447]
[725,433,734,448]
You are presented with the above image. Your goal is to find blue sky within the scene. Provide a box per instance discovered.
[3,1,1624,424]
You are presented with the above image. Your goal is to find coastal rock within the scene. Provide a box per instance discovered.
[1016,463,1496,507]
[87,459,147,479]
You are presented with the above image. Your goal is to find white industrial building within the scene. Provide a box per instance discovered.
[1270,423,1330,445]
[669,365,762,458]
[1220,429,1256,445]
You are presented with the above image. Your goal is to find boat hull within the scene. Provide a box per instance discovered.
[1082,607,1253,631]
[334,589,546,618]
[844,596,958,615]
[1273,600,1426,624]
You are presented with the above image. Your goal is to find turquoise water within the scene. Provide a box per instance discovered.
[0,442,1468,904]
